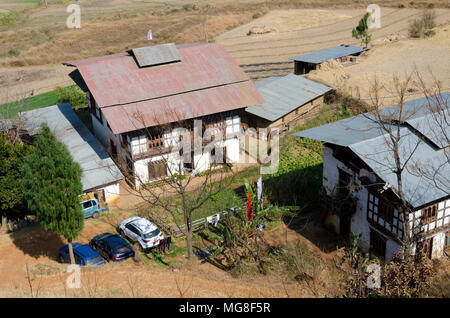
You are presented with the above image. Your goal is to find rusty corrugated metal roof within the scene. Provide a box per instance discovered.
[131,43,181,67]
[64,42,264,134]
[65,43,253,108]
[102,81,264,134]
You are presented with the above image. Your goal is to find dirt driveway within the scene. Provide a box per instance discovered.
[0,207,341,298]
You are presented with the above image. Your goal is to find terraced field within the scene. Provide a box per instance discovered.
[216,8,450,79]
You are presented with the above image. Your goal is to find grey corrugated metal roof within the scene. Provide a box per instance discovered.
[131,43,181,67]
[349,127,449,208]
[245,74,332,122]
[289,45,368,64]
[293,92,450,208]
[20,104,124,192]
[405,113,450,149]
[294,93,450,147]
[293,113,383,147]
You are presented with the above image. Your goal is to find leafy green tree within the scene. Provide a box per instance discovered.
[22,124,84,264]
[0,134,32,232]
[352,12,372,46]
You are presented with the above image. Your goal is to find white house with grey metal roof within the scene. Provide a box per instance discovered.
[294,93,450,262]
[20,103,124,203]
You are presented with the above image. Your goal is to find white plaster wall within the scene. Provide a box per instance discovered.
[91,114,128,164]
[102,183,120,203]
[322,146,339,196]
[134,154,165,186]
[194,151,211,171]
[224,137,240,163]
[91,114,109,150]
[443,199,450,226]
[432,231,446,258]
[323,146,371,250]
[351,186,371,252]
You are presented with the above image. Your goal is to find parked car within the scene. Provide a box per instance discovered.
[81,197,107,219]
[59,243,105,266]
[90,233,135,262]
[118,216,164,252]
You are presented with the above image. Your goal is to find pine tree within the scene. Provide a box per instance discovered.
[352,12,372,46]
[22,124,84,264]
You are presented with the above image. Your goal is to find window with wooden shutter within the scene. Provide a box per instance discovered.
[148,160,167,180]
[422,205,437,224]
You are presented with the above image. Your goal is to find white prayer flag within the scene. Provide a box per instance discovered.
[147,28,152,40]
[257,176,262,201]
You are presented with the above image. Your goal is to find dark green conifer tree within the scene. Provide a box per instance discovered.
[22,124,84,264]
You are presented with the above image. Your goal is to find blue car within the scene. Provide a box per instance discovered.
[59,243,105,266]
[90,233,135,262]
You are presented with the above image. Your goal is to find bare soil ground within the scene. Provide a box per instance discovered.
[217,7,450,80]
[305,24,450,103]
[0,195,343,297]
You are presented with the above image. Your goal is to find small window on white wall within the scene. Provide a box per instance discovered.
[233,115,240,133]
[131,135,147,155]
[226,115,240,135]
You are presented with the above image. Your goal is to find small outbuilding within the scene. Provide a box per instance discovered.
[244,74,332,134]
[20,103,124,204]
[290,44,368,75]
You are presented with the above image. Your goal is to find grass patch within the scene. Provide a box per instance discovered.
[53,85,87,109]
[1,90,59,118]
[1,85,87,119]
[140,239,187,268]
[263,103,350,209]
[0,12,16,27]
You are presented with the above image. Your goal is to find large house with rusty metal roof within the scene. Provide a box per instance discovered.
[294,93,450,262]
[64,43,264,187]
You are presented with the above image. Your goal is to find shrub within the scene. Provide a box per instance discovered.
[408,19,424,38]
[378,246,434,298]
[408,10,436,38]
[422,9,436,30]
[53,86,87,109]
[7,49,19,57]
[0,13,16,27]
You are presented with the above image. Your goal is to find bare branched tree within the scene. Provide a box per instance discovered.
[0,87,33,145]
[408,70,449,195]
[356,69,449,259]
[114,103,239,260]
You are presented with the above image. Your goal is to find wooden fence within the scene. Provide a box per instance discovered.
[137,202,233,238]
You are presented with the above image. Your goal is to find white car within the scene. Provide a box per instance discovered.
[118,216,164,251]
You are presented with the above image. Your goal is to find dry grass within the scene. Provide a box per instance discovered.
[1,0,448,66]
